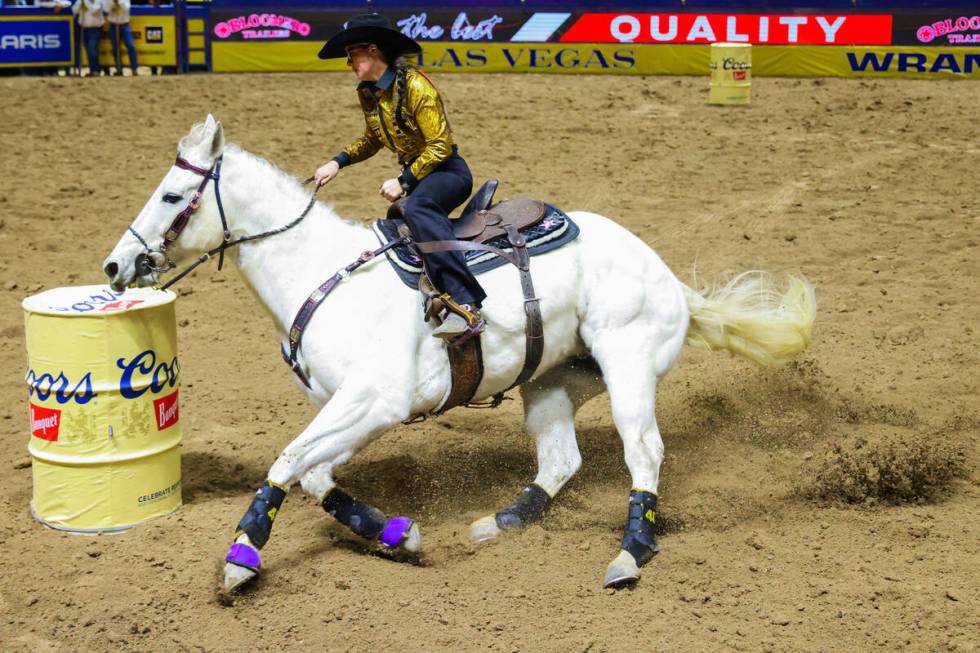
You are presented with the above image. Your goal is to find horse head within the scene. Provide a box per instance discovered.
[103,115,227,291]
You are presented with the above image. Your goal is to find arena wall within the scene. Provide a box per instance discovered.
[208,1,980,78]
[2,1,980,78]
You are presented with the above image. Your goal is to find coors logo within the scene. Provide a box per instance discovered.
[30,403,61,441]
[153,391,179,431]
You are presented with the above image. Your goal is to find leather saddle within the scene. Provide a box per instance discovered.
[386,179,546,245]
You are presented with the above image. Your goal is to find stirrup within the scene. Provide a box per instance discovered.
[441,294,483,329]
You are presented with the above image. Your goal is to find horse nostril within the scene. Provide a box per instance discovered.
[104,261,119,278]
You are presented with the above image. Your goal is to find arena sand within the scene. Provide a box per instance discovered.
[0,72,977,652]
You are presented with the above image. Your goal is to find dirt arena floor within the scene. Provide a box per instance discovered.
[0,71,977,652]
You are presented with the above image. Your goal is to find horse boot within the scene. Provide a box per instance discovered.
[604,490,660,588]
[223,480,288,592]
[431,294,485,345]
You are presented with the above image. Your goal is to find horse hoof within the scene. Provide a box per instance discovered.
[223,542,260,592]
[380,516,422,553]
[603,550,640,588]
[402,521,422,553]
[223,562,259,592]
[469,515,501,543]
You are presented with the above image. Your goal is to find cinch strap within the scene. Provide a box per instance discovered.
[621,490,659,566]
[321,487,387,540]
[495,484,551,530]
[235,480,288,549]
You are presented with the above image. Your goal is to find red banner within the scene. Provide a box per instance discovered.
[153,390,179,431]
[30,403,61,441]
[559,14,893,46]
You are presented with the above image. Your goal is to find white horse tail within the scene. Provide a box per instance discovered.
[680,271,816,366]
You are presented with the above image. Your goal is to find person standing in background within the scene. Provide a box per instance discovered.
[106,0,138,75]
[72,0,104,76]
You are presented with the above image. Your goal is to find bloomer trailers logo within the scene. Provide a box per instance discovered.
[0,18,73,66]
[556,14,892,45]
[917,16,980,45]
[30,404,61,441]
[214,14,311,40]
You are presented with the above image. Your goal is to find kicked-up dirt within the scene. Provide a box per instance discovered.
[0,71,977,652]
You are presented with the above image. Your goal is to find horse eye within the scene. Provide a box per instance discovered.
[162,192,182,204]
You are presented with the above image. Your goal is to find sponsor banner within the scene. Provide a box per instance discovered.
[213,41,637,73]
[558,13,893,45]
[214,41,980,78]
[30,403,61,442]
[212,8,900,46]
[0,16,73,67]
[900,12,980,46]
[749,45,980,77]
[81,14,177,67]
[138,480,181,506]
[210,8,525,43]
[153,390,179,431]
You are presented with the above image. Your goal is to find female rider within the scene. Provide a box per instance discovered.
[314,13,487,341]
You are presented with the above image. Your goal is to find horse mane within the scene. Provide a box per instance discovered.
[223,143,365,228]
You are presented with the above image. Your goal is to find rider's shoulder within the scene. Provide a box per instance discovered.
[406,68,438,94]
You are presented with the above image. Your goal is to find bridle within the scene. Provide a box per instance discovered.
[128,153,318,291]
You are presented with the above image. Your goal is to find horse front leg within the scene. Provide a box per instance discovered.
[298,460,422,553]
[222,382,410,592]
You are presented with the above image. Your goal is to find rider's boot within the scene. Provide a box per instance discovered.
[431,295,485,344]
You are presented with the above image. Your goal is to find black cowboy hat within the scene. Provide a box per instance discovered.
[318,13,421,60]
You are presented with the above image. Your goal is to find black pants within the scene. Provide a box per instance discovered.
[404,153,487,307]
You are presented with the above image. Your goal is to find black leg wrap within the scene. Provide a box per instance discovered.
[495,484,551,531]
[235,480,288,550]
[321,487,387,540]
[621,490,659,566]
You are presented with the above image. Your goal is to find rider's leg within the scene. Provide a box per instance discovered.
[402,154,487,337]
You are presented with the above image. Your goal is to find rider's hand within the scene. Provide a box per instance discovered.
[380,178,404,203]
[314,160,340,188]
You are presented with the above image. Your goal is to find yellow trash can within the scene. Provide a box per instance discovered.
[23,286,182,533]
[709,42,752,106]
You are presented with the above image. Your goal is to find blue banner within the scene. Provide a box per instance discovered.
[0,16,73,67]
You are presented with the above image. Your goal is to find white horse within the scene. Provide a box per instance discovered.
[104,116,815,592]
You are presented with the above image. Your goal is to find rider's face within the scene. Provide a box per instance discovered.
[346,44,380,81]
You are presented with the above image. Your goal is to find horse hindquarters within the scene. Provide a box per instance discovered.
[570,211,690,586]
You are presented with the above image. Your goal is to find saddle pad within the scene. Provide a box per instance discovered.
[373,204,579,289]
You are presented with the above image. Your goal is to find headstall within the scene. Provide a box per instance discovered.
[128,153,317,291]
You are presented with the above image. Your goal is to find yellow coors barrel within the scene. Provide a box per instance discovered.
[23,286,182,533]
[709,42,752,106]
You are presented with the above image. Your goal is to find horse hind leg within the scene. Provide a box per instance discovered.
[470,357,605,542]
[590,330,666,588]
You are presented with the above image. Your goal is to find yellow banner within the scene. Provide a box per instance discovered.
[214,41,980,79]
[81,15,177,68]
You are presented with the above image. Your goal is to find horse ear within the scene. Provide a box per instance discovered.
[209,119,225,159]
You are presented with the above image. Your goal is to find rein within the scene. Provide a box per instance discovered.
[129,153,318,291]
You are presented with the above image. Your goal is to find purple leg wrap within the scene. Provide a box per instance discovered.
[226,542,261,572]
[379,516,414,549]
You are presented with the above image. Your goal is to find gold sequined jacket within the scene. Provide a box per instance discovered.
[332,67,455,191]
